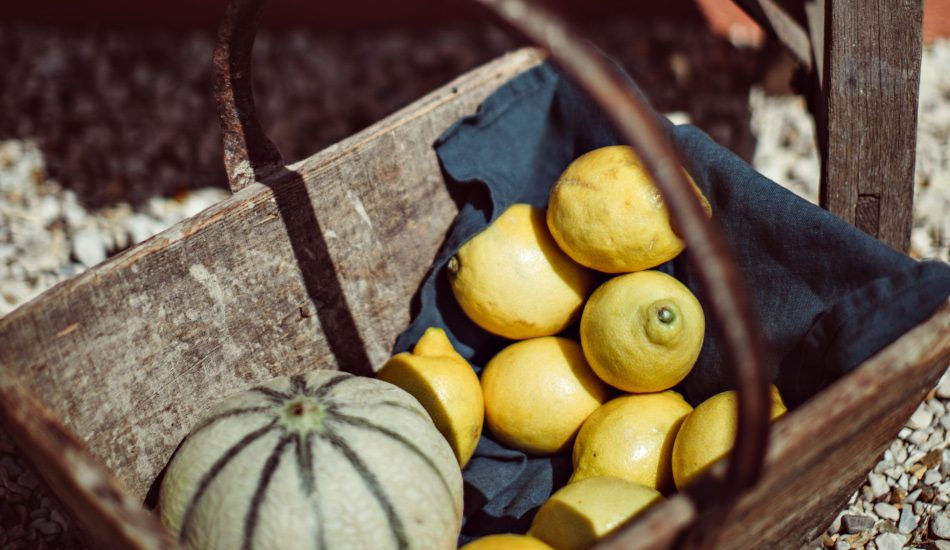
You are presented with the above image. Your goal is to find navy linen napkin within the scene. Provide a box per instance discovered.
[391,61,950,542]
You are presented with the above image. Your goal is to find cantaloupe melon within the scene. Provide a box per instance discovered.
[159,370,463,550]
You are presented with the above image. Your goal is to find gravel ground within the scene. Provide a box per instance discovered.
[0,19,947,550]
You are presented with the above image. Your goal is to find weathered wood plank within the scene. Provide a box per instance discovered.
[0,377,177,549]
[704,300,950,548]
[0,47,544,499]
[600,299,950,549]
[818,0,922,252]
[1,33,941,546]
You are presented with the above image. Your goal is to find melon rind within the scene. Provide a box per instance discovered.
[159,370,463,550]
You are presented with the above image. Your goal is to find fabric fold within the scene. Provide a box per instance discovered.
[391,60,950,542]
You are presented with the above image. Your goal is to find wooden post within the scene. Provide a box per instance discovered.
[816,0,923,252]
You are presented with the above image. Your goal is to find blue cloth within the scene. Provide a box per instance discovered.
[392,61,950,542]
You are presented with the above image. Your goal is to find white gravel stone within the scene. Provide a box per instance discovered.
[934,511,950,539]
[925,470,943,486]
[908,405,934,430]
[906,451,927,468]
[61,192,88,231]
[71,229,106,268]
[893,443,910,464]
[909,430,930,446]
[36,194,61,227]
[930,399,947,417]
[876,460,897,474]
[124,214,161,245]
[899,473,911,491]
[898,505,918,533]
[937,371,950,399]
[180,188,223,218]
[870,473,891,498]
[875,502,901,522]
[829,512,844,534]
[874,533,906,550]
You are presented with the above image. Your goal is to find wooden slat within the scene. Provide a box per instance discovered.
[818,0,923,252]
[704,301,950,547]
[601,299,950,549]
[0,378,177,549]
[0,48,544,499]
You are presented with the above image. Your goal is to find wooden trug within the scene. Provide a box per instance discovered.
[0,3,946,547]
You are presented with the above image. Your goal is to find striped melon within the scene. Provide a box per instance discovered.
[159,370,464,550]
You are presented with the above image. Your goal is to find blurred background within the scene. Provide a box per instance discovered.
[1,0,949,548]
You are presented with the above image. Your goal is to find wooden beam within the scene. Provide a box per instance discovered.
[817,0,923,252]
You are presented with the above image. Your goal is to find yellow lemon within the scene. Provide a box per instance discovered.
[377,327,484,468]
[571,392,693,491]
[448,203,595,340]
[528,476,662,550]
[481,337,612,455]
[672,385,787,489]
[547,145,711,273]
[580,270,704,393]
[460,534,554,550]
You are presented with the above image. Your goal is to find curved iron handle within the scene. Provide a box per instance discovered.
[213,0,283,192]
[212,0,772,521]
[469,0,772,502]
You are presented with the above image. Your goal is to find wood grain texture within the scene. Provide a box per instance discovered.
[599,299,950,549]
[0,34,943,547]
[701,300,950,548]
[818,0,922,252]
[0,378,177,550]
[0,47,543,500]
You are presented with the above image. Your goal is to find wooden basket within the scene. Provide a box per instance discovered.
[1,0,948,548]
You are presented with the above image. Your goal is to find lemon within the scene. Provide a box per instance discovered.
[481,337,612,455]
[580,270,704,393]
[377,327,484,468]
[448,203,595,340]
[547,145,711,273]
[672,385,787,489]
[571,392,693,491]
[528,476,662,550]
[460,534,554,550]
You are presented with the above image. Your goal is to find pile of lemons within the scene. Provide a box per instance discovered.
[378,146,786,550]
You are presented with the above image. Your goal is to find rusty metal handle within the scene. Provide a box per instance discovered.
[213,0,772,527]
[213,0,283,192]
